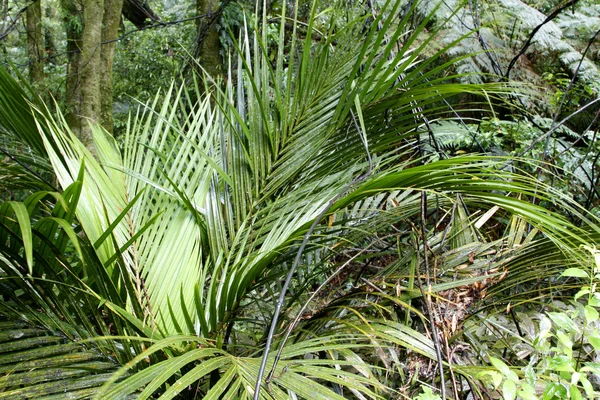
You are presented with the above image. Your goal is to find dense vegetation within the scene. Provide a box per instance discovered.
[1,0,600,399]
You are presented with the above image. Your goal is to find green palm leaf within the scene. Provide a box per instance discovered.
[2,0,599,398]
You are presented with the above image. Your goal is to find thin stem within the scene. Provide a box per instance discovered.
[253,109,373,400]
[505,0,580,79]
[517,97,600,157]
[417,190,446,399]
[266,239,387,384]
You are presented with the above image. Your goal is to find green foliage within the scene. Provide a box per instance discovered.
[0,178,145,396]
[218,2,248,56]
[65,14,83,36]
[480,246,600,400]
[2,0,600,398]
[0,315,124,399]
[112,6,196,136]
[425,114,600,215]
[543,72,595,110]
[0,65,54,200]
[415,385,443,400]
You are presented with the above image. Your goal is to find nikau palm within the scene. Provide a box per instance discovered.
[0,0,597,399]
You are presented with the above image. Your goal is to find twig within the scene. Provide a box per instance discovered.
[505,0,580,79]
[516,97,600,157]
[551,27,600,132]
[442,326,460,400]
[360,277,387,294]
[555,111,599,159]
[551,26,600,160]
[101,14,216,45]
[509,307,524,337]
[469,0,504,77]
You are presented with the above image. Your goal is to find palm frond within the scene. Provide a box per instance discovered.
[0,314,126,400]
[1,0,599,398]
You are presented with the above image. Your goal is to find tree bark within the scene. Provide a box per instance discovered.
[77,0,104,148]
[62,0,123,149]
[25,0,44,87]
[195,0,222,79]
[44,5,58,66]
[100,0,123,134]
[61,0,84,140]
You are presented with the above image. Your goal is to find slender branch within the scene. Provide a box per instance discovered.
[556,111,599,159]
[551,27,600,130]
[102,13,216,45]
[505,0,580,79]
[516,97,600,157]
[532,25,598,204]
[469,0,504,76]
[442,328,460,400]
[540,25,600,168]
[584,151,600,212]
[3,13,216,71]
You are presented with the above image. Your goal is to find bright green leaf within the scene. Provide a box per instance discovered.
[585,305,599,323]
[560,268,589,279]
[502,379,517,400]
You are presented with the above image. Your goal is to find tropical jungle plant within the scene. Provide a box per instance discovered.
[1,0,599,399]
[478,245,600,400]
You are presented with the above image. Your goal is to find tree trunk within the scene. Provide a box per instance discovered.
[62,0,123,150]
[44,5,58,67]
[77,0,104,149]
[100,0,123,135]
[195,0,222,79]
[61,0,84,140]
[25,0,44,87]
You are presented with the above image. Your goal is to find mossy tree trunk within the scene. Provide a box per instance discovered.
[100,0,123,134]
[62,0,123,150]
[61,0,84,138]
[195,0,222,80]
[25,0,44,88]
[44,6,58,66]
[77,0,104,149]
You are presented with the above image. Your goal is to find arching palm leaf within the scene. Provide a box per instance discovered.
[1,0,599,398]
